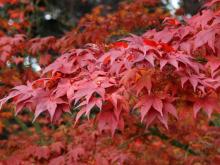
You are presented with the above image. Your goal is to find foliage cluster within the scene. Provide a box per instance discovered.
[0,0,220,164]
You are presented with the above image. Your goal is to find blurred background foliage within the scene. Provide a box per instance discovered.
[0,0,205,37]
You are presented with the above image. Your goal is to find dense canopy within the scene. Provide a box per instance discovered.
[0,0,220,164]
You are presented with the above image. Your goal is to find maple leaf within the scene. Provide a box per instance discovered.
[97,109,119,135]
[179,40,193,54]
[163,17,180,26]
[180,74,202,91]
[133,69,153,95]
[160,43,175,52]
[194,25,219,52]
[205,56,220,77]
[145,52,156,67]
[42,51,77,75]
[120,68,138,86]
[193,97,220,118]
[73,72,115,103]
[53,78,72,98]
[143,38,158,47]
[151,27,176,43]
[0,91,19,110]
[178,66,214,92]
[0,81,34,112]
[111,41,128,48]
[109,89,129,123]
[98,49,124,66]
[159,54,179,70]
[134,95,163,121]
[134,95,177,128]
[175,52,200,73]
[32,89,68,121]
[186,10,217,29]
[178,26,195,41]
[74,97,102,124]
[122,34,145,46]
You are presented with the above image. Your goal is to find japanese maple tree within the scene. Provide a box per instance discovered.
[1,0,220,133]
[0,0,220,164]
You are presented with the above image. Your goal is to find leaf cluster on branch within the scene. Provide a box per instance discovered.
[0,0,169,134]
[1,0,219,136]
